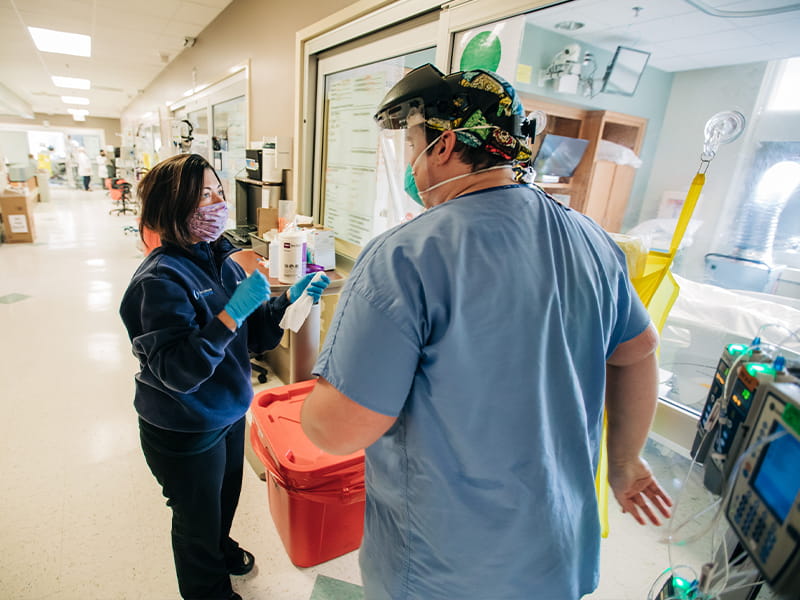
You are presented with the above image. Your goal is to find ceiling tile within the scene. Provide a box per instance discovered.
[744,21,800,46]
[95,0,181,13]
[16,13,92,36]
[95,9,167,34]
[188,0,234,7]
[177,0,226,27]
[16,0,93,19]
[712,0,800,11]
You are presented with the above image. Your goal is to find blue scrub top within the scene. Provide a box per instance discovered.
[314,184,650,599]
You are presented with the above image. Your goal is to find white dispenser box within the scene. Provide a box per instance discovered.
[261,136,291,183]
[278,230,307,284]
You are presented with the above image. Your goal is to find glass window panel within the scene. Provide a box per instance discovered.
[212,95,246,203]
[187,108,208,135]
[320,48,435,256]
[187,108,209,159]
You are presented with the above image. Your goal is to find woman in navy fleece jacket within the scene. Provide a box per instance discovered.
[120,154,326,600]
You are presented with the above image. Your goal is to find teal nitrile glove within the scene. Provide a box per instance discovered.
[289,273,330,303]
[224,271,271,327]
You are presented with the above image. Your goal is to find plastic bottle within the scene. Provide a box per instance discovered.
[269,238,280,277]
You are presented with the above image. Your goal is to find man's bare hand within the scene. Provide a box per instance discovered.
[608,456,673,526]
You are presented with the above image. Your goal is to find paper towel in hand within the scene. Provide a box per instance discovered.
[279,272,324,333]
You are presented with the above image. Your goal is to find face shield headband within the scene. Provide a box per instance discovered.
[375,98,427,131]
[378,105,532,165]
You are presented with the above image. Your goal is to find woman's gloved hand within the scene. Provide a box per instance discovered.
[288,273,330,303]
[224,271,271,327]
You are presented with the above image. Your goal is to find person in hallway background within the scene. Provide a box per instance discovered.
[76,146,92,191]
[119,153,329,600]
[96,148,109,190]
[301,64,672,599]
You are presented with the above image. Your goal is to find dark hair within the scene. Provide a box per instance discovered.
[423,126,510,171]
[137,154,221,249]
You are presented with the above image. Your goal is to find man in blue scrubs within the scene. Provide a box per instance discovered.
[301,64,672,599]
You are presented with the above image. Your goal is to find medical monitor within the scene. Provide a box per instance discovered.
[601,46,650,96]
[725,381,800,598]
[533,134,590,180]
[752,423,800,521]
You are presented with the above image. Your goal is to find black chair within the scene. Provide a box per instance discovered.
[109,178,137,216]
[250,352,269,384]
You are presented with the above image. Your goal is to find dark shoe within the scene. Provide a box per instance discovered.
[229,593,242,600]
[227,549,255,576]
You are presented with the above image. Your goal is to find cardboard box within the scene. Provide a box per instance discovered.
[0,188,36,243]
[257,207,278,237]
[301,225,335,271]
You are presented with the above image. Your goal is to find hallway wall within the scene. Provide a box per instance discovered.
[121,0,358,142]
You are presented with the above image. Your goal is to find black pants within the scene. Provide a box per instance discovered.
[82,175,90,190]
[140,417,246,600]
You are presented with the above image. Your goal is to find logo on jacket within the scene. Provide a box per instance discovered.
[193,288,214,299]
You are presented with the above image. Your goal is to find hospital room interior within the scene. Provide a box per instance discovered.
[1,0,800,598]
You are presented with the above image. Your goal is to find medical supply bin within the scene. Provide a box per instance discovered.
[249,380,365,567]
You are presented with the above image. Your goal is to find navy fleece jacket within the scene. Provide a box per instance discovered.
[120,237,289,432]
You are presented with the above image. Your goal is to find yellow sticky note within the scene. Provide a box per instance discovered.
[516,63,532,84]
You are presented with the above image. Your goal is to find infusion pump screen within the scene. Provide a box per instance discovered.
[752,424,800,521]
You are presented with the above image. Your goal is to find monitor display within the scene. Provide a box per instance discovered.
[533,134,590,179]
[602,46,650,96]
[752,424,800,521]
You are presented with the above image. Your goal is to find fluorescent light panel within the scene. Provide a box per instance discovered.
[68,108,89,121]
[52,75,90,90]
[28,26,91,57]
[62,95,90,105]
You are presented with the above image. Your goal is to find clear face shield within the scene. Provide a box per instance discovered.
[376,103,428,219]
[377,100,524,211]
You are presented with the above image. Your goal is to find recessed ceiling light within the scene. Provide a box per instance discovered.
[62,95,90,105]
[28,26,91,57]
[52,75,91,90]
[555,21,585,31]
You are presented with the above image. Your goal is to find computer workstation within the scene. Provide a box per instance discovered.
[224,176,283,247]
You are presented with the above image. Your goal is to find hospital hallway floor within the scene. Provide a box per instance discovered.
[0,185,751,599]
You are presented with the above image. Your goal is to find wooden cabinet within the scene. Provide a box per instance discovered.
[522,96,647,232]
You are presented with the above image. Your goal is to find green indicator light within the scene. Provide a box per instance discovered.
[743,389,751,400]
[671,576,694,599]
[746,363,776,377]
[728,344,747,355]
[784,404,800,437]
[673,576,690,589]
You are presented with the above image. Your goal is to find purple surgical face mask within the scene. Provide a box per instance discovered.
[189,202,228,242]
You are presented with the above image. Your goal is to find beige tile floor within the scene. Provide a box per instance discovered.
[0,185,746,599]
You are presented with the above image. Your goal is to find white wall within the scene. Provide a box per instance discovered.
[121,0,357,146]
[638,62,769,280]
[0,130,30,164]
